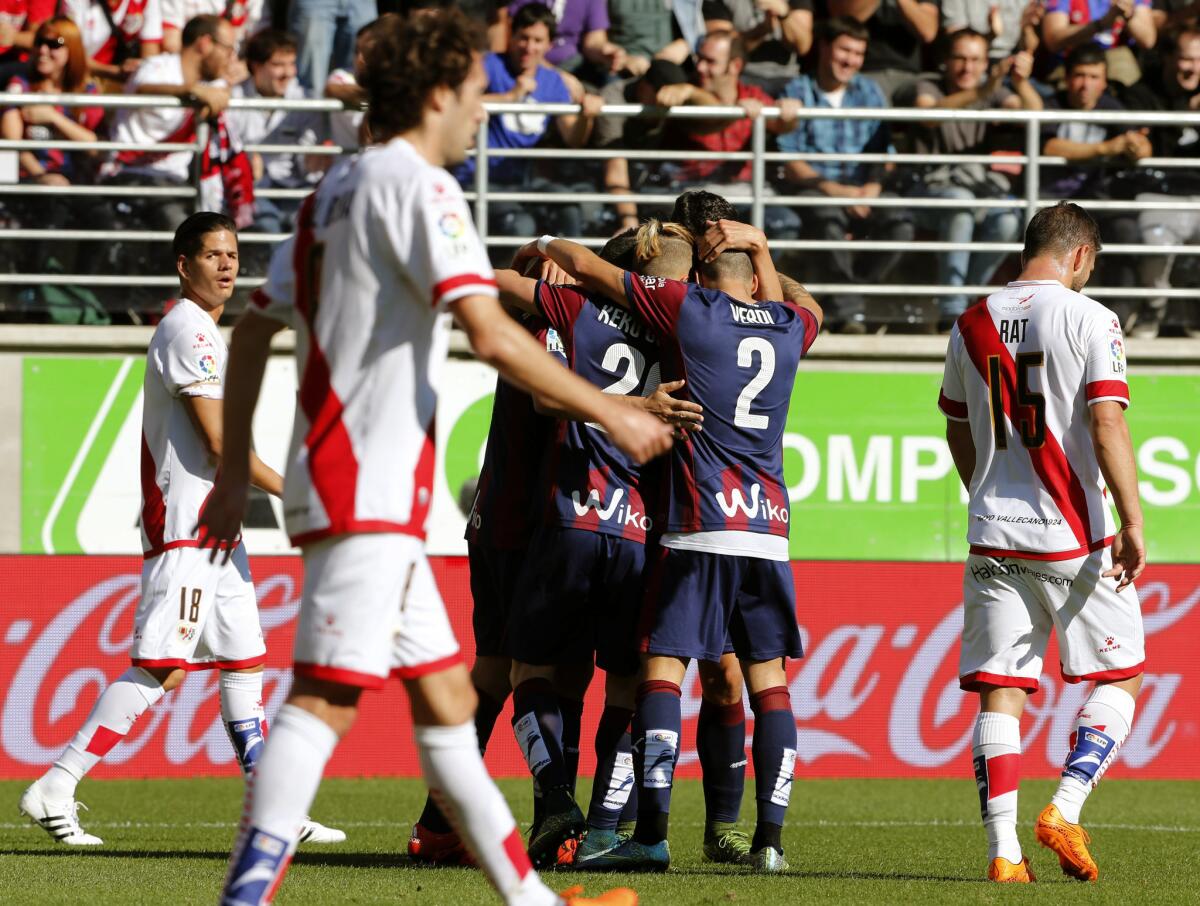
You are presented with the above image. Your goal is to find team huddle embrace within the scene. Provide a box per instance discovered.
[17,9,1149,906]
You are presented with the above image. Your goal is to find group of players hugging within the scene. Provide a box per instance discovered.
[406,187,823,876]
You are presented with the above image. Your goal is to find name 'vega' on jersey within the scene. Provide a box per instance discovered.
[622,273,819,559]
[533,281,662,543]
[939,280,1131,559]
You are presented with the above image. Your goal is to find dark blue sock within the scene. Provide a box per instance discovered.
[750,686,796,852]
[587,706,634,830]
[698,698,746,827]
[512,678,568,791]
[559,696,585,797]
[420,685,508,834]
[632,680,682,845]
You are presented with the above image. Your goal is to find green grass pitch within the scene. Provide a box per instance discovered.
[1,777,1196,905]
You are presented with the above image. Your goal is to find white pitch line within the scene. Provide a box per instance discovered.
[40,356,134,554]
[3,818,1197,833]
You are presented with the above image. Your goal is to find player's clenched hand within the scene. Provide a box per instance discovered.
[1104,523,1145,592]
[644,379,704,434]
[195,479,248,565]
[599,401,673,464]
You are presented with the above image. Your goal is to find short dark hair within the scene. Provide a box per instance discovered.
[174,211,237,259]
[699,250,754,284]
[182,14,224,48]
[671,190,736,237]
[362,9,487,141]
[1023,201,1102,261]
[948,28,989,53]
[1066,42,1107,73]
[511,2,557,40]
[702,28,746,64]
[600,226,639,269]
[245,29,298,67]
[1159,24,1200,57]
[818,16,869,46]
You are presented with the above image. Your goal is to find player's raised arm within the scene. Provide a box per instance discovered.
[779,272,823,330]
[452,293,673,465]
[1091,401,1146,591]
[521,236,631,308]
[697,220,783,303]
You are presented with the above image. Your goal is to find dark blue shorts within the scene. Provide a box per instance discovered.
[468,542,526,658]
[508,525,647,676]
[639,547,802,663]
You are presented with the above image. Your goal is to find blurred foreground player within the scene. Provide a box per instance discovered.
[524,225,821,873]
[19,213,342,847]
[939,202,1146,883]
[199,11,669,906]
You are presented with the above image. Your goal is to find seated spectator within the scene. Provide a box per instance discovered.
[508,0,634,80]
[943,0,1044,63]
[1042,43,1151,325]
[161,0,267,54]
[607,0,691,78]
[775,16,915,333]
[228,29,324,235]
[1041,0,1156,85]
[2,17,102,188]
[699,0,813,91]
[901,29,1041,330]
[289,0,374,90]
[827,0,939,101]
[102,14,236,230]
[670,29,801,239]
[61,0,164,83]
[458,3,604,240]
[592,58,719,231]
[1120,25,1200,336]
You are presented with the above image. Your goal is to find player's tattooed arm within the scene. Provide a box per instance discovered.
[1091,400,1147,591]
[778,271,824,330]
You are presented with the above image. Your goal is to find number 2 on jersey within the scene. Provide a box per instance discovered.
[986,352,1046,450]
[735,337,775,429]
[599,342,661,397]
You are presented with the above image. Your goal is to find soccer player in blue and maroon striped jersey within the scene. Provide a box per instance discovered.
[524,222,822,874]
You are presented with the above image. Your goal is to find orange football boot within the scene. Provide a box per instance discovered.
[1035,803,1099,881]
[988,856,1036,883]
[407,822,474,866]
[560,886,638,906]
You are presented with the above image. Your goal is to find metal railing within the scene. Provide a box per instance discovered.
[2,93,1200,320]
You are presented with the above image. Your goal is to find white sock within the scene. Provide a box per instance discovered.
[972,711,1022,864]
[1051,684,1135,824]
[220,671,268,775]
[44,667,165,800]
[416,722,558,906]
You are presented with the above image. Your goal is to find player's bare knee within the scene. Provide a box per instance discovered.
[405,663,477,727]
[1102,672,1143,699]
[554,660,594,699]
[698,657,743,704]
[642,654,688,686]
[141,666,186,692]
[605,671,638,710]
[742,657,787,695]
[510,660,554,690]
[978,684,1028,717]
[470,655,512,701]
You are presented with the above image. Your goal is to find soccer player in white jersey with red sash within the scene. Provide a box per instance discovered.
[19,213,341,847]
[939,202,1147,884]
[198,12,670,906]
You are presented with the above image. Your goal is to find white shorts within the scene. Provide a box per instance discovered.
[959,549,1145,693]
[131,543,266,670]
[294,533,462,690]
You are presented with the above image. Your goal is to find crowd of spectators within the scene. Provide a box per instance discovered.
[1,0,1200,333]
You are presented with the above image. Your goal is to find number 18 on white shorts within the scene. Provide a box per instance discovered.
[959,547,1146,693]
[132,544,266,671]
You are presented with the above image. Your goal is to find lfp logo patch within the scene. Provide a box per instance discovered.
[1110,337,1125,374]
[197,354,219,382]
[439,213,466,239]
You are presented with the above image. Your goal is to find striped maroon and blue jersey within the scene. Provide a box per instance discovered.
[533,280,661,543]
[622,272,819,537]
[465,314,564,549]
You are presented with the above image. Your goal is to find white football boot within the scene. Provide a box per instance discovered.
[19,780,103,845]
[298,816,346,844]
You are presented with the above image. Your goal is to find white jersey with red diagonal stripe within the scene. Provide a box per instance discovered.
[938,279,1130,560]
[141,297,226,557]
[250,137,497,546]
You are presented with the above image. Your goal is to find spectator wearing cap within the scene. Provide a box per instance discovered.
[826,0,940,101]
[1041,0,1155,86]
[900,28,1041,330]
[775,16,914,333]
[460,2,605,241]
[670,29,802,238]
[697,0,813,92]
[1041,43,1151,326]
[1120,24,1200,336]
[593,58,720,231]
[227,29,325,236]
[508,0,635,80]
